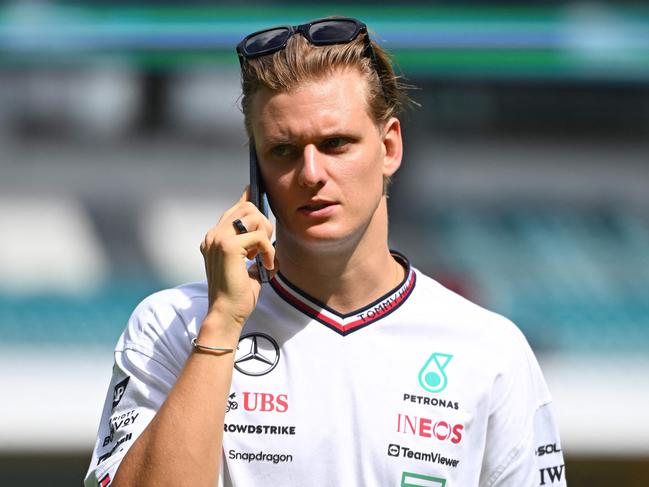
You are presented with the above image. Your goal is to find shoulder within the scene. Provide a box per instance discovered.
[117,281,208,356]
[412,268,524,341]
[132,281,208,316]
[411,268,543,384]
[414,269,552,409]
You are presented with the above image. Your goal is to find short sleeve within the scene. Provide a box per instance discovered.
[84,289,194,487]
[83,348,179,486]
[479,328,566,487]
[83,283,229,487]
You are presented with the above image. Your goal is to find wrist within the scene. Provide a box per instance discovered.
[205,299,250,328]
[197,315,242,350]
[191,337,235,354]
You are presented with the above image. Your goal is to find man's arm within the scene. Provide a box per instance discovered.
[111,319,239,487]
[105,190,275,487]
[479,326,566,487]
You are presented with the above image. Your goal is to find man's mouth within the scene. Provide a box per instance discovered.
[298,200,337,215]
[301,203,330,211]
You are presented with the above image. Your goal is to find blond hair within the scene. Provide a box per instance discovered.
[239,31,410,137]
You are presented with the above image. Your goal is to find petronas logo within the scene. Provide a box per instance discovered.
[418,352,452,393]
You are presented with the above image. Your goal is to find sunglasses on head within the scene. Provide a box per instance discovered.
[236,17,388,100]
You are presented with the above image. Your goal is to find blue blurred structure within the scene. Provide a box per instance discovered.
[1,3,649,80]
[0,278,163,346]
[1,206,647,354]
[414,205,649,353]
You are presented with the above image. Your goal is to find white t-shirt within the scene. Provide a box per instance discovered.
[85,254,566,487]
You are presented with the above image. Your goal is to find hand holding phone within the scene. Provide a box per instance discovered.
[249,144,271,283]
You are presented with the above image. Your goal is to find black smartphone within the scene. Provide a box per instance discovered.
[249,144,270,282]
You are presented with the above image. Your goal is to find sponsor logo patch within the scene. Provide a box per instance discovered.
[103,411,140,447]
[97,433,133,465]
[234,333,280,377]
[387,443,460,468]
[228,449,293,464]
[224,423,296,435]
[112,377,130,410]
[418,353,452,394]
[536,443,562,456]
[226,393,238,413]
[403,393,459,410]
[242,392,288,413]
[396,413,463,444]
[539,464,565,485]
[401,471,446,486]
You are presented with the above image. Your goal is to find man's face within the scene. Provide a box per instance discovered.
[250,67,402,249]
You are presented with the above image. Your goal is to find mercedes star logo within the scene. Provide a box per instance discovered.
[234,332,280,376]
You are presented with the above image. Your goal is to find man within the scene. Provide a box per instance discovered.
[85,17,566,487]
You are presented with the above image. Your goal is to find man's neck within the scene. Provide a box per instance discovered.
[273,201,405,314]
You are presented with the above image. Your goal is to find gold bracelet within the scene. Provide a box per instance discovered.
[191,337,235,354]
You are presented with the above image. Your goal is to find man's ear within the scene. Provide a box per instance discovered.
[381,117,403,178]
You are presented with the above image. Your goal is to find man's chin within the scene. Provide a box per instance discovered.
[300,229,346,246]
[283,224,357,250]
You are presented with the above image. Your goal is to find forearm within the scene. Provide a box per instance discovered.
[112,324,239,487]
[110,190,273,487]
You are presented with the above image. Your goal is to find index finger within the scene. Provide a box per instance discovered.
[219,187,253,223]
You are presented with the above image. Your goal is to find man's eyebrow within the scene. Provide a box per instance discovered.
[262,129,359,146]
[263,136,293,146]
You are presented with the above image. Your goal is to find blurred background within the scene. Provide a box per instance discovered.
[1,1,648,486]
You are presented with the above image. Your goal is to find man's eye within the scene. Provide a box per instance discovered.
[271,145,295,158]
[323,138,349,150]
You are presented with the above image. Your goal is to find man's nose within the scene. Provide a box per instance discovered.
[298,144,326,187]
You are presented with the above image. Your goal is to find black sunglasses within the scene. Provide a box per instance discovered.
[236,17,387,100]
